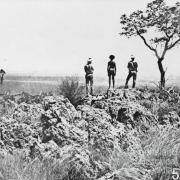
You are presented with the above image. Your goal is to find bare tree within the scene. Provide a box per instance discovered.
[120,0,180,88]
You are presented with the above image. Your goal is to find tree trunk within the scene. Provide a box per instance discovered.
[157,58,165,88]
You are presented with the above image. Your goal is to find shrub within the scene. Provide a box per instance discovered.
[57,76,85,107]
[143,126,180,180]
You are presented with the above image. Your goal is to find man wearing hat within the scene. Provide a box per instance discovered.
[125,55,138,88]
[84,58,94,96]
[107,55,116,89]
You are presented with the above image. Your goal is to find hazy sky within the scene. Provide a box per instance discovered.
[0,0,179,79]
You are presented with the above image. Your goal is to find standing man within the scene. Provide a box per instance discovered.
[107,55,116,89]
[125,55,138,88]
[0,69,6,85]
[84,58,94,96]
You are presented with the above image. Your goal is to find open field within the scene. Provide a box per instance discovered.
[1,75,180,95]
[0,81,58,95]
[0,78,108,95]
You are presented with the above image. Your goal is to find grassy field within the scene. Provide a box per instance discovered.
[1,75,180,95]
[0,81,58,95]
[0,79,108,96]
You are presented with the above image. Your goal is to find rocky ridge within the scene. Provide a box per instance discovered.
[0,88,180,179]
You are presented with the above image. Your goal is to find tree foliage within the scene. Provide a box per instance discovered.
[120,0,180,56]
[120,0,180,87]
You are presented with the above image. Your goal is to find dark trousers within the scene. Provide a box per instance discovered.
[125,71,137,88]
[85,74,93,95]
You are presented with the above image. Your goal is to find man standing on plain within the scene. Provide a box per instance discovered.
[125,55,138,88]
[107,55,116,89]
[84,58,94,96]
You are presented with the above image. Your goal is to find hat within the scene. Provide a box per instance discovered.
[87,58,92,62]
[131,55,135,59]
[109,55,115,60]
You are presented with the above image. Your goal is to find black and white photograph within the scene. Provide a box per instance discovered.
[0,0,180,179]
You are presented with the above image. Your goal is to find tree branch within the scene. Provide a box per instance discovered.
[164,31,170,39]
[135,28,155,51]
[134,26,161,59]
[161,40,169,59]
[164,29,176,41]
[154,49,160,59]
[167,38,180,50]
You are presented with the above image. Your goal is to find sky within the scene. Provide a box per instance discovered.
[0,0,179,79]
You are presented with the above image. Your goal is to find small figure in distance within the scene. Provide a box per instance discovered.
[84,58,94,96]
[107,55,116,89]
[125,55,138,89]
[0,69,6,85]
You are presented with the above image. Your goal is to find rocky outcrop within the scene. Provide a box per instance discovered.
[0,88,180,179]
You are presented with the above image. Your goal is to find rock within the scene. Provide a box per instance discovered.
[0,88,180,179]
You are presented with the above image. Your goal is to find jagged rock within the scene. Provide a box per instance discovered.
[0,88,180,179]
[43,96,77,123]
